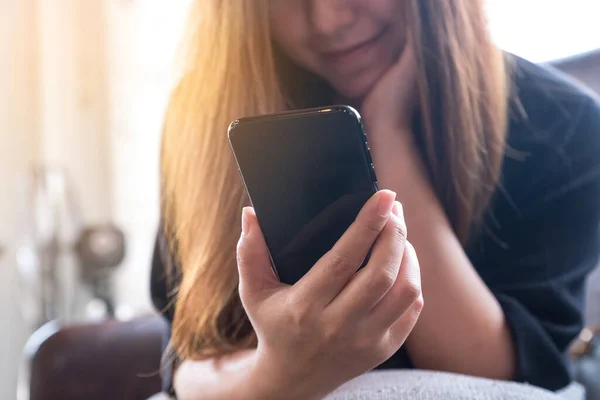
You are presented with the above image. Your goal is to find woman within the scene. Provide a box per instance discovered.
[152,0,600,398]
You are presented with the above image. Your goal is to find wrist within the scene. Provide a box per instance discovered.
[368,127,432,196]
[379,174,440,220]
[248,353,325,400]
[404,194,450,230]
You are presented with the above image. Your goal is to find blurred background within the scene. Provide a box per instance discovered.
[0,1,598,399]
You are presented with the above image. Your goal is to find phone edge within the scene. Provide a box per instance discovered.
[227,122,282,282]
[227,105,379,284]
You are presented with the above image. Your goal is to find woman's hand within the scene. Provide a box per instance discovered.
[238,190,423,400]
[360,44,434,206]
[361,42,418,135]
[358,42,516,384]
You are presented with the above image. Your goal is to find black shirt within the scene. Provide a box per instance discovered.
[151,56,600,392]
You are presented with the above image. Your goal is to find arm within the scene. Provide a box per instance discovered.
[362,41,600,387]
[382,97,600,388]
[156,193,423,399]
[174,351,276,400]
[151,228,269,399]
[361,46,518,380]
[400,190,517,379]
[151,232,273,400]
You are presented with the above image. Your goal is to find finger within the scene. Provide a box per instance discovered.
[328,201,407,315]
[389,291,424,349]
[295,190,396,306]
[237,207,282,304]
[369,241,422,329]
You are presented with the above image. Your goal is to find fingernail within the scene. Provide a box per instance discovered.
[392,202,403,218]
[378,190,396,217]
[242,207,251,235]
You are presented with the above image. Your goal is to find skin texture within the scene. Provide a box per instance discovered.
[175,1,516,398]
[269,0,407,100]
[360,46,516,382]
[177,193,423,400]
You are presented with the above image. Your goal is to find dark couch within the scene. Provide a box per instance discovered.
[22,317,167,400]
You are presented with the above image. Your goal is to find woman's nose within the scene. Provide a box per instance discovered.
[308,0,357,38]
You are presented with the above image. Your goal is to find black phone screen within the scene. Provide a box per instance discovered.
[229,106,378,285]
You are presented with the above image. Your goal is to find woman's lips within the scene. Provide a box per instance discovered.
[320,28,388,68]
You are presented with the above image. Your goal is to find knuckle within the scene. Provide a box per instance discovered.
[322,319,345,344]
[236,236,244,259]
[414,295,425,313]
[236,236,252,265]
[405,241,417,258]
[327,251,359,274]
[284,296,313,328]
[285,310,312,337]
[237,280,250,299]
[367,266,397,292]
[352,335,375,355]
[372,339,395,363]
[360,215,385,237]
[403,278,422,304]
[393,218,408,245]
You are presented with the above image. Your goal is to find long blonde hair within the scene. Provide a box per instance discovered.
[162,0,509,360]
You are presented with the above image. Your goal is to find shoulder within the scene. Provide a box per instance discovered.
[509,55,600,138]
[502,56,600,210]
[151,225,180,322]
[508,55,600,150]
[470,57,600,277]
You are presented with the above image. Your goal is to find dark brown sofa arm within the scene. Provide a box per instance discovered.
[23,316,168,400]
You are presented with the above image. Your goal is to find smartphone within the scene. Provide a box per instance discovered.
[228,105,378,285]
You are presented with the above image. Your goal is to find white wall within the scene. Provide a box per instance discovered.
[1,1,119,396]
[5,0,193,327]
[104,0,192,315]
[0,10,193,388]
[489,0,600,62]
[36,0,113,223]
[0,1,38,398]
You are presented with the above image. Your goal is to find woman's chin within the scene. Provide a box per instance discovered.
[329,67,388,103]
[333,85,370,103]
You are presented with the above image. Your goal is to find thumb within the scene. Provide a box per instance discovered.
[237,207,281,303]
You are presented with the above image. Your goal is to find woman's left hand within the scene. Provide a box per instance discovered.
[360,44,432,201]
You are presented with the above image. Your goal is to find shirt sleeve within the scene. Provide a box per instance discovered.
[151,227,177,322]
[481,97,600,390]
[150,226,180,395]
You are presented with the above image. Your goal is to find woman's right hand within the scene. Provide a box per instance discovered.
[238,190,424,400]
